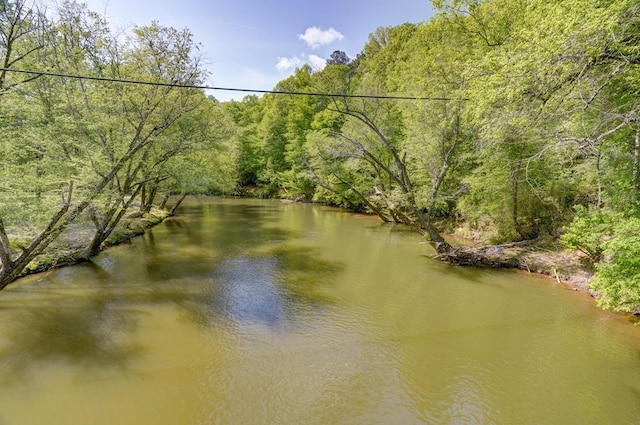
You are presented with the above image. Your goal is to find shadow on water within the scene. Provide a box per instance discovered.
[0,294,143,385]
[0,199,346,379]
[421,255,516,288]
[145,202,345,327]
[205,203,298,252]
[171,202,284,244]
[139,203,298,281]
[629,383,640,404]
[0,263,208,384]
[266,244,344,305]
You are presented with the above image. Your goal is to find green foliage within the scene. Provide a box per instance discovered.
[225,96,263,186]
[457,161,517,243]
[229,66,322,200]
[304,130,370,210]
[560,206,619,262]
[0,0,233,287]
[3,0,639,306]
[216,0,640,311]
[591,218,640,313]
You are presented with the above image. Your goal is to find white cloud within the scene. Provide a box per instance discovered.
[276,56,302,72]
[308,54,327,71]
[298,26,344,49]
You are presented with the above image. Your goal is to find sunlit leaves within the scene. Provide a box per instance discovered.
[0,0,225,286]
[592,217,640,313]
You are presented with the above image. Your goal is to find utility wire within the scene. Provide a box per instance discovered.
[0,67,465,101]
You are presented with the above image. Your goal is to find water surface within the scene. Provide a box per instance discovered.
[1,198,639,424]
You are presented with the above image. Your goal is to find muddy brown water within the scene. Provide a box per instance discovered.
[1,197,639,424]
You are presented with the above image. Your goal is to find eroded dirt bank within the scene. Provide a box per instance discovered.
[437,241,594,293]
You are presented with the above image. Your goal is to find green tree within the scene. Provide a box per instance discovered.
[0,1,211,287]
[156,96,238,213]
[591,218,640,314]
[0,0,44,93]
[247,65,320,199]
[225,95,263,188]
[309,38,452,250]
[391,16,476,229]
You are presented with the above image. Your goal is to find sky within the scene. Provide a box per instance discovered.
[80,0,435,101]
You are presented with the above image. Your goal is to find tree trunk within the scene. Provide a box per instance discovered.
[139,183,147,212]
[332,175,391,222]
[0,217,15,277]
[144,182,159,213]
[327,99,453,252]
[169,193,188,216]
[0,122,157,289]
[373,186,451,253]
[82,185,143,259]
[414,207,451,253]
[0,197,71,289]
[80,207,108,260]
[140,180,160,213]
[511,164,529,240]
[632,128,639,208]
[158,193,170,210]
[595,145,603,210]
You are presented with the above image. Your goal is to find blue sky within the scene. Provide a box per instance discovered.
[81,0,435,101]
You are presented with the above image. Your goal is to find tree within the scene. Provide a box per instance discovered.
[246,65,320,199]
[310,40,452,251]
[0,0,44,94]
[155,96,238,211]
[326,50,350,66]
[0,0,58,287]
[0,1,210,287]
[390,16,476,233]
[225,95,263,188]
[434,0,640,309]
[59,18,209,258]
[591,218,640,314]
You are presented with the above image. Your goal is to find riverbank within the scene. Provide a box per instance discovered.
[16,207,170,278]
[3,196,638,425]
[437,239,594,293]
[5,194,599,311]
[277,195,599,296]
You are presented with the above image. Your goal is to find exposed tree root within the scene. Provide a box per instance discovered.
[435,240,593,293]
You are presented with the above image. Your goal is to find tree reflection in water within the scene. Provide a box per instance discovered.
[0,219,344,384]
[0,294,143,384]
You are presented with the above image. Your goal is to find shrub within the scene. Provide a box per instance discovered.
[591,218,640,314]
[560,206,619,262]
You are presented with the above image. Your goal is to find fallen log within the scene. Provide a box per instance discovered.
[432,240,594,294]
[436,244,525,268]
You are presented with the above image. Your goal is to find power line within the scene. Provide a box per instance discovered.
[0,67,464,101]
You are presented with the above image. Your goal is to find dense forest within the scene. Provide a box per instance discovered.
[0,0,639,313]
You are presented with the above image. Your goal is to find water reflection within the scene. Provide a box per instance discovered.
[264,245,343,305]
[208,246,344,327]
[211,255,287,325]
[0,199,345,385]
[1,198,639,425]
[0,294,142,384]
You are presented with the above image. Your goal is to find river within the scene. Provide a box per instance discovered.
[0,197,639,424]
